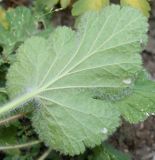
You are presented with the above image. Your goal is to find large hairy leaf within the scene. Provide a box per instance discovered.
[121,0,151,17]
[72,0,109,16]
[7,5,147,155]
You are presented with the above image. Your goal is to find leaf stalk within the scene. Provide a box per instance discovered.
[0,140,41,151]
[0,113,25,126]
[0,90,40,116]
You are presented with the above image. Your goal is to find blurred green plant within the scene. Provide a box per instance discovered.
[0,7,53,65]
[34,0,151,16]
[89,144,131,160]
[121,0,151,17]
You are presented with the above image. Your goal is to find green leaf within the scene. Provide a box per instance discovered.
[33,93,120,155]
[36,27,53,39]
[0,126,17,145]
[0,93,7,105]
[35,0,59,11]
[0,7,37,61]
[120,0,151,17]
[60,0,71,8]
[6,5,147,155]
[0,125,20,155]
[89,144,131,160]
[72,0,109,16]
[115,71,155,123]
[35,0,70,10]
[0,7,9,29]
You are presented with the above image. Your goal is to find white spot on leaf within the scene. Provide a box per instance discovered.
[101,128,108,134]
[145,112,149,116]
[123,78,132,85]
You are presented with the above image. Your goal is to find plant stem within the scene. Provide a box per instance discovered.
[0,113,25,126]
[0,90,40,116]
[0,140,41,151]
[37,148,52,160]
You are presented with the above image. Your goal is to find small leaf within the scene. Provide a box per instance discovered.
[0,7,37,59]
[35,0,59,10]
[0,125,20,155]
[0,126,17,145]
[89,143,131,160]
[7,6,147,155]
[72,0,109,16]
[120,0,151,17]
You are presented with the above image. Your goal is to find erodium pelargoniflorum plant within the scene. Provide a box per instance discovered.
[0,2,154,159]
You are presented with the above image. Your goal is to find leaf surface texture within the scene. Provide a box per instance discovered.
[7,6,148,155]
